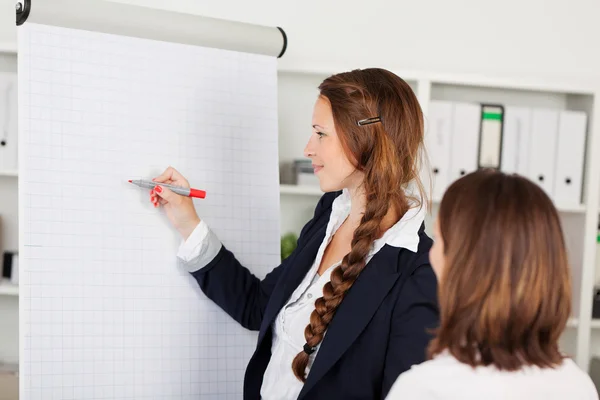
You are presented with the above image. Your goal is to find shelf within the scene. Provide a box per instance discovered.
[280,184,586,213]
[430,198,586,214]
[0,170,18,177]
[428,72,594,96]
[565,319,600,329]
[554,203,587,214]
[278,64,421,90]
[0,42,17,54]
[280,184,323,196]
[0,284,18,296]
[567,318,578,328]
[277,63,594,95]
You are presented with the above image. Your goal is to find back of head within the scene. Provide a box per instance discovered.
[292,68,428,380]
[429,169,571,370]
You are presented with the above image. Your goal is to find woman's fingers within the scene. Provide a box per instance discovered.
[148,184,201,239]
[150,189,169,207]
[150,190,161,207]
[152,167,176,183]
[152,166,189,188]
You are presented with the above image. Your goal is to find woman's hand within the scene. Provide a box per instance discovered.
[150,166,201,240]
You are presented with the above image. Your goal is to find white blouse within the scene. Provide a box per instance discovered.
[386,351,599,400]
[177,189,426,400]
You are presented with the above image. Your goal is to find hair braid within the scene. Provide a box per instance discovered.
[289,67,424,381]
[291,190,391,381]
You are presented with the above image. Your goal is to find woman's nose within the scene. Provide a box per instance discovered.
[304,136,315,158]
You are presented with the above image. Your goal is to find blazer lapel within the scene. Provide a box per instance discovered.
[298,245,403,399]
[258,222,328,343]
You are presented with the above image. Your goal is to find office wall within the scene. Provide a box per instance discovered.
[98,0,600,81]
[0,0,13,45]
[2,0,600,81]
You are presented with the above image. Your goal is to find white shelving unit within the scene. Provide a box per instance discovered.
[276,64,600,373]
[0,44,19,366]
[568,318,580,329]
[280,184,323,196]
[0,283,18,297]
[0,42,17,55]
[279,184,588,214]
[0,170,18,177]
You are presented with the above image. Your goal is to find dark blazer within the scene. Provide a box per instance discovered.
[190,191,439,399]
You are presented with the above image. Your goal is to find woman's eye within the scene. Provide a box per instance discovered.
[316,131,325,138]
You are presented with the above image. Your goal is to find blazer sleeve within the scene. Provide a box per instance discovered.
[182,192,336,331]
[381,262,439,397]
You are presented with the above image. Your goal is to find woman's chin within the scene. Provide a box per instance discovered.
[317,180,329,193]
[318,180,342,194]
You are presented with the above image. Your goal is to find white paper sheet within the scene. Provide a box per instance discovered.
[18,23,281,400]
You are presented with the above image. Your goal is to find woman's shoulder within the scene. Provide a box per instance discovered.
[399,351,463,375]
[386,353,457,398]
[387,354,599,400]
[553,358,598,395]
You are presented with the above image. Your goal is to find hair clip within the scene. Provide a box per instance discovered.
[357,116,382,126]
[303,343,317,355]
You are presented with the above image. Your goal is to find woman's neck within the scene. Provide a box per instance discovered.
[347,185,366,226]
[346,185,400,231]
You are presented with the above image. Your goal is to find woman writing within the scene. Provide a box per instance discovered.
[150,68,439,399]
[387,169,598,399]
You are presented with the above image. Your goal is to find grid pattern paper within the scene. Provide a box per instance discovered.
[18,23,281,400]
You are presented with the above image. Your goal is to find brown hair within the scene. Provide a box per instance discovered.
[428,169,571,370]
[291,68,428,380]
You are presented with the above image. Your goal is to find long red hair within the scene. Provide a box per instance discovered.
[292,68,427,380]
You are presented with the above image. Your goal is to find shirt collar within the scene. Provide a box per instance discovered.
[330,188,425,253]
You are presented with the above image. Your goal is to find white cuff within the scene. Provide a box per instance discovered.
[176,220,222,272]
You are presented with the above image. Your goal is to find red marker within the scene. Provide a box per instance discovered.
[128,179,206,199]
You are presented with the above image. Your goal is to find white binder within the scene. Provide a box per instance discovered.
[528,108,559,195]
[450,102,480,181]
[0,72,18,172]
[425,101,453,202]
[478,104,504,169]
[553,110,587,207]
[501,106,531,176]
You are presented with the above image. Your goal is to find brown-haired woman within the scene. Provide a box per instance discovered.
[149,68,439,399]
[387,169,598,400]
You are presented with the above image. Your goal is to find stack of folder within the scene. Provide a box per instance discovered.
[425,100,587,208]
